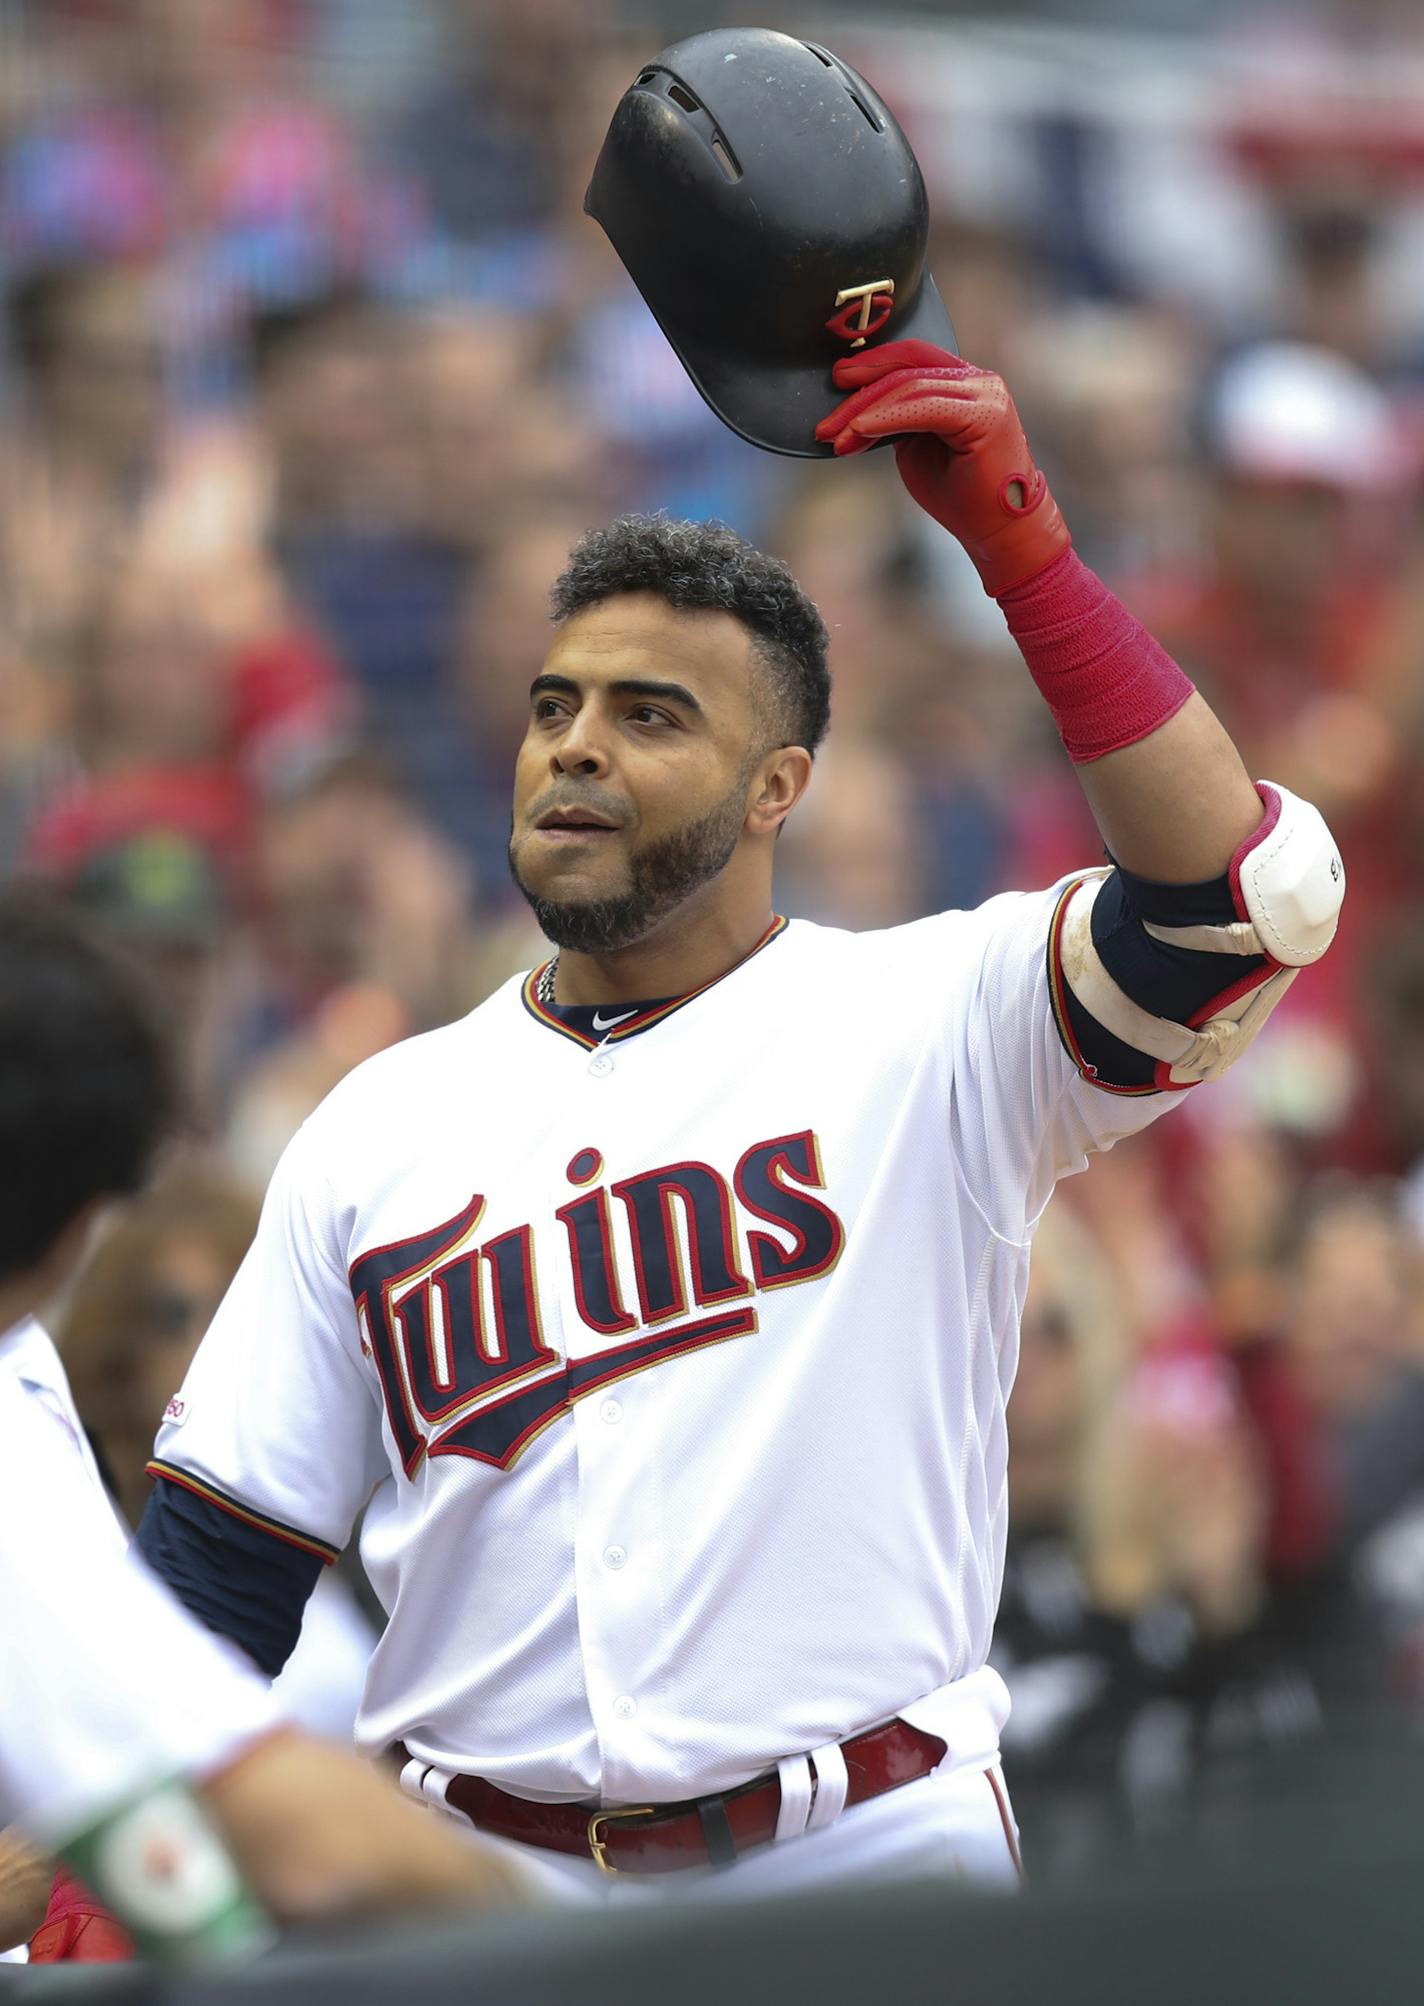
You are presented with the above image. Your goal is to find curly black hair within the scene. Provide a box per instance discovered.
[549,515,831,756]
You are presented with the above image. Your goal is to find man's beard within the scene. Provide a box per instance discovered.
[509,775,749,954]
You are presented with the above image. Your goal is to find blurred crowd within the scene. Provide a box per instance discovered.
[5,0,1424,1882]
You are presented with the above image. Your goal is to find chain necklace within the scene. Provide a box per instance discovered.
[537,956,559,1007]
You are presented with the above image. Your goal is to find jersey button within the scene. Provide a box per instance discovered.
[612,1695,637,1719]
[600,1399,623,1425]
[603,1544,628,1570]
[588,1052,614,1078]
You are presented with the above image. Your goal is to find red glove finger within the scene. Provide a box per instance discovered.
[815,368,981,455]
[828,339,970,389]
[815,376,993,457]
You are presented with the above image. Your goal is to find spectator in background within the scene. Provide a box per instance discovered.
[1020,304,1198,585]
[773,739,927,931]
[386,0,599,253]
[4,258,162,498]
[76,555,239,775]
[1225,69,1424,383]
[997,1206,1329,1878]
[1129,343,1419,825]
[224,752,485,1181]
[2,256,356,914]
[0,582,72,879]
[248,289,410,552]
[405,307,607,560]
[1,257,165,662]
[1225,1176,1424,1721]
[19,524,355,1132]
[1283,1182,1424,1556]
[56,1163,377,1740]
[19,447,354,804]
[1278,198,1388,375]
[1122,340,1424,1150]
[58,1165,258,1531]
[244,289,453,784]
[60,824,233,1135]
[243,295,565,834]
[769,465,1012,916]
[1,0,421,400]
[771,464,940,741]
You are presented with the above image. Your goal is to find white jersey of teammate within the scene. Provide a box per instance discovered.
[0,1319,279,1846]
[154,880,1173,1858]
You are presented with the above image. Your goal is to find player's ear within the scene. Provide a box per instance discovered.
[745,745,813,838]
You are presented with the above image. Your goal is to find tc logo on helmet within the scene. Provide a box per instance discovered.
[826,278,895,349]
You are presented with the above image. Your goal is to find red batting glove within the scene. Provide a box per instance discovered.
[814,340,1071,597]
[27,1869,134,1963]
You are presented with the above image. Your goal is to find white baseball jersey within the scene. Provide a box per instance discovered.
[151,882,1175,1809]
[1,1319,115,1523]
[0,1319,280,1845]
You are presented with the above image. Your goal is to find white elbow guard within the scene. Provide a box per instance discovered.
[1054,781,1344,1091]
[1233,780,1344,967]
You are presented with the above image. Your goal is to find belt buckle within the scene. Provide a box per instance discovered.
[587,1804,656,1876]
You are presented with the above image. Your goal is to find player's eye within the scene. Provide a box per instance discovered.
[629,704,672,726]
[534,696,569,721]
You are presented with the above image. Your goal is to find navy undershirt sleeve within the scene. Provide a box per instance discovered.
[135,1477,324,1678]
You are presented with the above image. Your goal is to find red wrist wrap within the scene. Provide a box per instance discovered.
[997,549,1195,764]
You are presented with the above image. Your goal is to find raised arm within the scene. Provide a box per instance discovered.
[818,343,1345,1095]
[816,341,1264,877]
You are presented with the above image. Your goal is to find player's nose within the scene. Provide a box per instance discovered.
[550,709,613,779]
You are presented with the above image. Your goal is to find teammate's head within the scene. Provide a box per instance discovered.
[508,515,830,954]
[0,891,177,1307]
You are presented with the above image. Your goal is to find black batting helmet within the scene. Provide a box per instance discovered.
[585,27,956,459]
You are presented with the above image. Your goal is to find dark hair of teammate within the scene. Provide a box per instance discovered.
[0,891,177,1284]
[549,514,832,758]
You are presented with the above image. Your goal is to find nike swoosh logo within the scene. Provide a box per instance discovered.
[592,1008,637,1031]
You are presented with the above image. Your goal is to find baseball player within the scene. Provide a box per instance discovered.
[0,893,522,1960]
[135,330,1344,1900]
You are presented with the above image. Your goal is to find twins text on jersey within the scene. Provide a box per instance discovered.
[352,1129,845,1473]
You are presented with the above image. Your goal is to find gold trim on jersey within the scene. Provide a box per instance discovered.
[146,1460,340,1564]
